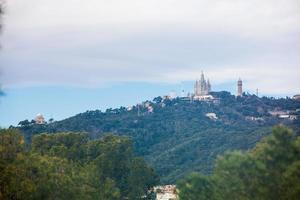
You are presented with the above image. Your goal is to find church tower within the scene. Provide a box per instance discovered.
[194,71,211,96]
[200,71,207,95]
[237,78,243,96]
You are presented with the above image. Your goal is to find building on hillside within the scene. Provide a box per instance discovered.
[194,71,211,96]
[193,94,215,101]
[160,71,216,102]
[245,116,264,122]
[154,185,178,200]
[278,114,297,120]
[269,110,297,120]
[293,94,300,100]
[269,110,289,116]
[126,106,133,111]
[192,71,216,102]
[278,114,290,119]
[237,78,243,96]
[205,112,218,120]
[35,113,46,124]
[163,91,177,100]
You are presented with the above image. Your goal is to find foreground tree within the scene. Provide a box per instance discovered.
[178,126,300,200]
[0,129,159,199]
[177,173,218,200]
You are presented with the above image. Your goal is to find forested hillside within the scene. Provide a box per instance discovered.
[17,92,300,183]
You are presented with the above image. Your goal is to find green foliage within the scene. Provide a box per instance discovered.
[0,129,158,199]
[177,126,300,200]
[282,161,300,199]
[213,151,266,200]
[0,129,24,162]
[17,93,300,183]
[127,158,159,199]
[177,173,218,200]
[2,154,88,200]
[31,132,88,161]
[18,120,32,127]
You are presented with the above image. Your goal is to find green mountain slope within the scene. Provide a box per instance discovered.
[18,92,300,183]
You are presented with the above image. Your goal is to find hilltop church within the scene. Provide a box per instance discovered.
[193,72,214,100]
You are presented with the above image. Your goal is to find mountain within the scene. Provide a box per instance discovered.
[18,91,300,183]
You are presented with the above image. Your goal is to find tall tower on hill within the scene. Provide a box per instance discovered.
[237,78,243,96]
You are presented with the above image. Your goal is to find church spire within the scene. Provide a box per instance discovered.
[200,71,205,83]
[207,79,211,93]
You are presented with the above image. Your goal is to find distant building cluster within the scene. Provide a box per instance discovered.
[269,110,298,120]
[162,71,245,101]
[192,71,244,99]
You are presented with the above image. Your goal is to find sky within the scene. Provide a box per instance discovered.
[1,0,300,127]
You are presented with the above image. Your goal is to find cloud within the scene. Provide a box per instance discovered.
[0,0,300,95]
[6,0,300,35]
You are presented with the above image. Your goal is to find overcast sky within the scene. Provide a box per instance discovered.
[1,0,300,126]
[1,0,300,93]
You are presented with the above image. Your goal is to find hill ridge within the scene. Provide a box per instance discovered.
[18,91,300,183]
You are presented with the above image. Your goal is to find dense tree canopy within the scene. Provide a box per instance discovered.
[0,129,159,199]
[177,126,300,200]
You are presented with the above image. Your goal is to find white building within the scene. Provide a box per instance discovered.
[35,113,46,124]
[206,113,218,120]
[154,185,178,200]
[194,71,211,96]
[194,95,215,101]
